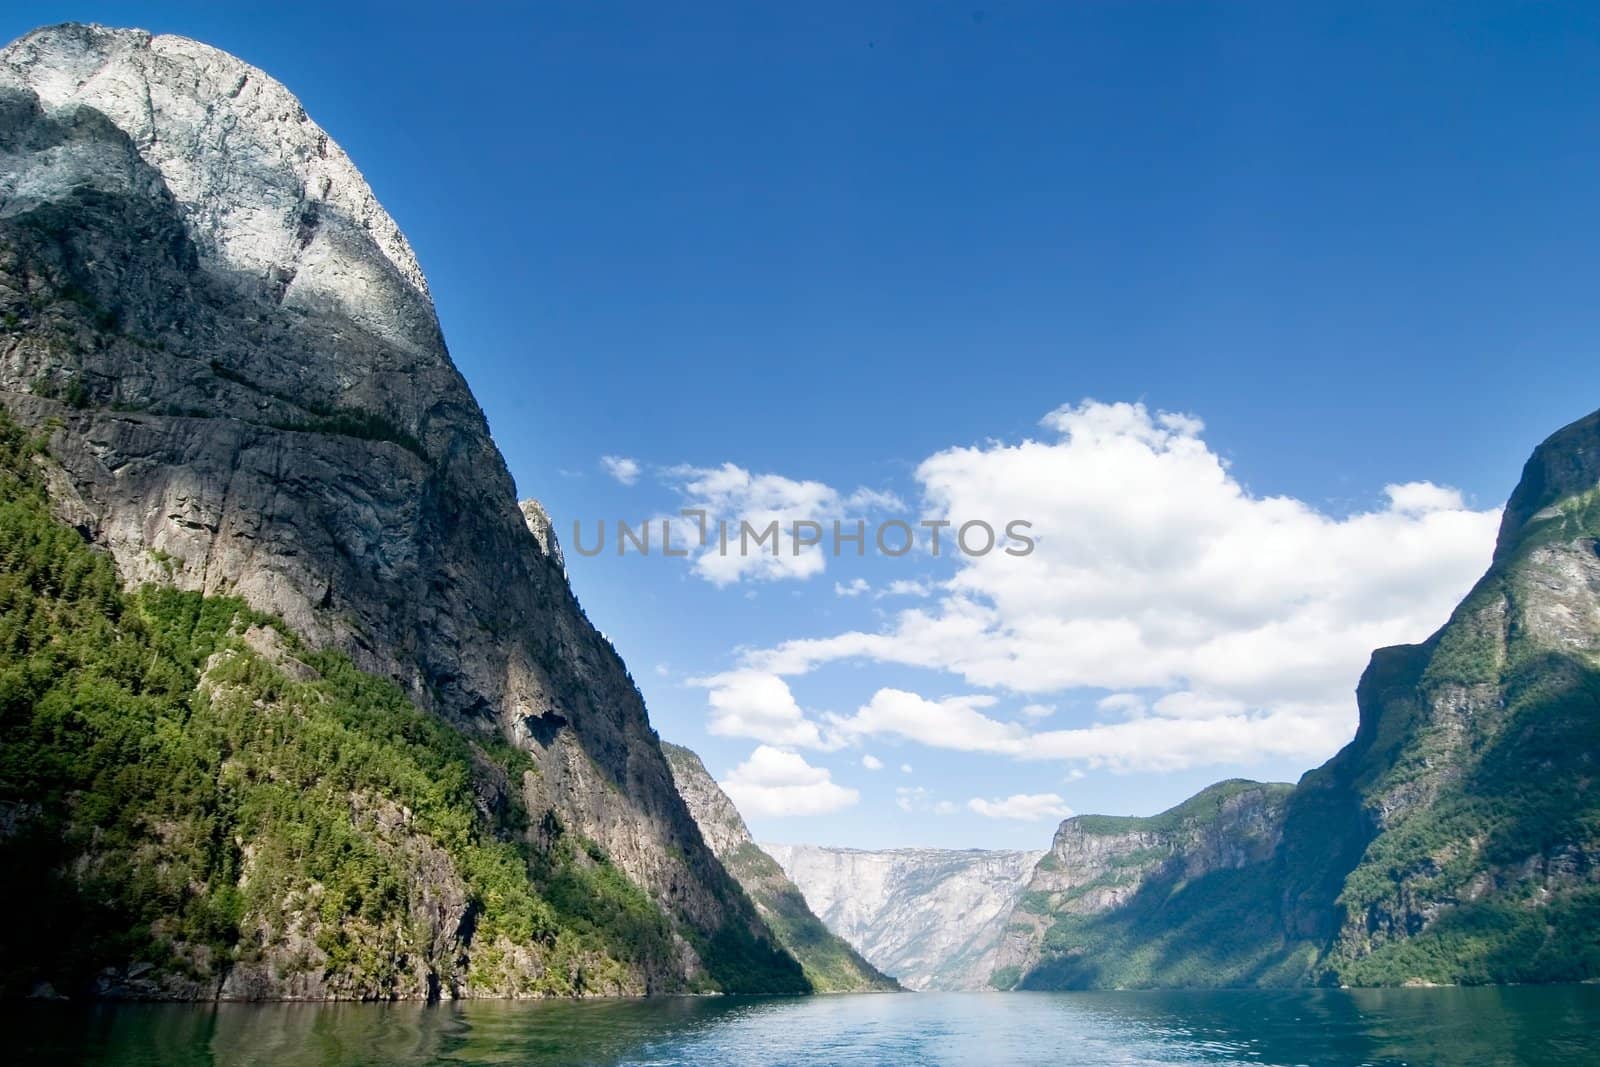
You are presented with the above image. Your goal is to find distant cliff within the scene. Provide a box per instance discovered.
[990,781,1293,988]
[662,744,899,992]
[1001,409,1600,989]
[765,843,1041,990]
[0,23,803,999]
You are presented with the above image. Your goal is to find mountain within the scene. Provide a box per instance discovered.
[0,23,805,999]
[1000,409,1600,989]
[988,781,1295,988]
[661,744,899,992]
[764,843,1042,990]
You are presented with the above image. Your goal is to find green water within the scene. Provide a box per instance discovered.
[9,987,1599,1066]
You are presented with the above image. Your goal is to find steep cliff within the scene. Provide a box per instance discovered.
[1008,409,1600,989]
[1291,407,1600,985]
[661,744,899,992]
[991,781,1294,989]
[765,843,1041,990]
[0,23,804,999]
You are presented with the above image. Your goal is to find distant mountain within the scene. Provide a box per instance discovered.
[765,843,1041,990]
[662,745,899,993]
[999,409,1600,988]
[989,781,1295,988]
[0,23,804,999]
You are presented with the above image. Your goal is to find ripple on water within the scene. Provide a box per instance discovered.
[6,986,1600,1066]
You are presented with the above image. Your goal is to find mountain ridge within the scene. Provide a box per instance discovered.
[661,744,900,993]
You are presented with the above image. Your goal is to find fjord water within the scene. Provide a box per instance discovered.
[12,988,1600,1066]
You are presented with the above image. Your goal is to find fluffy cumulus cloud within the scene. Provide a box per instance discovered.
[861,754,884,770]
[969,793,1072,821]
[713,400,1501,773]
[1021,709,1347,772]
[665,463,902,586]
[719,746,859,817]
[692,669,834,749]
[828,689,1029,754]
[810,685,1350,774]
[1386,481,1466,514]
[600,455,641,486]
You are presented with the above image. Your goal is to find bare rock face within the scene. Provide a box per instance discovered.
[662,743,753,859]
[1,23,434,351]
[0,23,788,995]
[519,498,565,571]
[763,843,1042,990]
[662,744,899,992]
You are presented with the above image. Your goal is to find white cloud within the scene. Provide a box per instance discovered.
[878,579,934,599]
[1150,691,1247,720]
[1096,693,1147,719]
[1385,481,1465,514]
[969,793,1072,821]
[896,786,959,815]
[829,688,1029,754]
[900,763,913,774]
[861,754,884,770]
[847,487,908,511]
[1023,709,1349,773]
[600,455,641,486]
[1019,703,1056,720]
[727,400,1499,771]
[692,669,834,749]
[800,684,1353,774]
[720,746,859,817]
[835,578,871,598]
[666,463,901,586]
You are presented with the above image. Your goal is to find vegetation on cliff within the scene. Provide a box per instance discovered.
[1001,781,1304,990]
[0,412,804,998]
[1006,411,1600,990]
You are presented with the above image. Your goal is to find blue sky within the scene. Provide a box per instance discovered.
[10,2,1600,848]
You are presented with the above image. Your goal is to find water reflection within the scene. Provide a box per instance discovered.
[9,986,1600,1066]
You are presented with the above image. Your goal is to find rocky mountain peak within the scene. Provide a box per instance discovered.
[519,498,565,569]
[662,744,753,858]
[0,22,436,354]
[1494,407,1600,560]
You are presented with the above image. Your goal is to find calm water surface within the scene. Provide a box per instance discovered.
[9,987,1599,1066]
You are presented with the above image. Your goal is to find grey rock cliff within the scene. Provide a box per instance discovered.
[519,498,565,571]
[662,743,754,859]
[764,843,1042,990]
[0,23,792,996]
[662,744,899,991]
